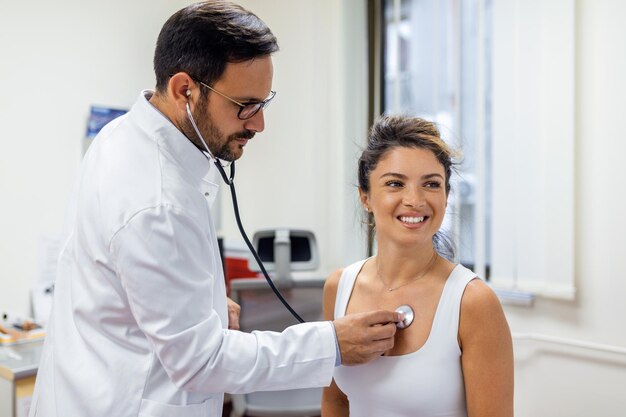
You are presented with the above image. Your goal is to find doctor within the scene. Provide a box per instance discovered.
[29,2,400,417]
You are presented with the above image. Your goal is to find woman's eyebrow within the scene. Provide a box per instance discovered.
[379,172,444,180]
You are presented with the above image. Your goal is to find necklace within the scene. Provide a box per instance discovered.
[377,252,438,292]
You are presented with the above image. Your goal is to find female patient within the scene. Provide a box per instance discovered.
[322,115,513,417]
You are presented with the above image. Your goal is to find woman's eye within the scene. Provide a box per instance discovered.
[425,181,441,189]
[385,180,404,188]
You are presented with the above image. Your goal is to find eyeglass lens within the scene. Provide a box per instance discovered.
[239,104,262,120]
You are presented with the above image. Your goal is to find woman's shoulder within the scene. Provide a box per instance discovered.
[324,267,345,292]
[444,262,498,308]
[323,259,370,320]
[323,268,345,320]
[461,276,501,313]
[324,258,370,290]
[458,275,509,348]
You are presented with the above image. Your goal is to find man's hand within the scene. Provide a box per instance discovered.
[332,310,401,365]
[227,297,241,330]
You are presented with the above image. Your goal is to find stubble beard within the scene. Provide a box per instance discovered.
[180,100,255,162]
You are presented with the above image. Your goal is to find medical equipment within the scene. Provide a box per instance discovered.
[395,305,414,329]
[185,99,305,323]
[186,97,410,328]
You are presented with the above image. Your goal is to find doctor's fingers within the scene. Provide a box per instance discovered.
[333,311,399,340]
[336,331,396,365]
[359,326,398,360]
[368,338,397,356]
[364,321,398,342]
[357,309,403,326]
[227,297,241,330]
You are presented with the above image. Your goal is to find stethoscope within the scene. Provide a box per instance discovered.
[185,93,414,329]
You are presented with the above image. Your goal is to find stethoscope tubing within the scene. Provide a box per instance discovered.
[186,101,305,323]
[185,101,415,329]
[221,163,305,324]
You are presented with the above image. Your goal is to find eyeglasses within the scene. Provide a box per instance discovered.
[194,79,276,120]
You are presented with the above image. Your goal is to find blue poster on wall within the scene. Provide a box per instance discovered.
[86,105,127,139]
[84,105,128,154]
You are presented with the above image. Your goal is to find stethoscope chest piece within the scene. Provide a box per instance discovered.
[395,304,415,329]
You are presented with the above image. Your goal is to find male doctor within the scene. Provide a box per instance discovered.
[29,2,400,416]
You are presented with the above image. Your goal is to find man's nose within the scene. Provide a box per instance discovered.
[244,109,265,133]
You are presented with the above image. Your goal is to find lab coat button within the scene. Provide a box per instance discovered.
[204,192,210,197]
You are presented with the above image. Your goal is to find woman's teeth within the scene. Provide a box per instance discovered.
[399,216,425,224]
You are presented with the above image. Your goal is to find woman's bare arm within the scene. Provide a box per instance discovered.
[459,279,514,417]
[321,268,350,417]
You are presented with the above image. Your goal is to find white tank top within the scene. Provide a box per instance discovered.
[333,260,476,417]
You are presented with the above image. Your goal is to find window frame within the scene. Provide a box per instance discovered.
[374,0,576,300]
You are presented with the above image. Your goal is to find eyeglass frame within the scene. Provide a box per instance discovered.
[192,78,276,120]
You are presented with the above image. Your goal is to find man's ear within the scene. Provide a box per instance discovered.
[168,72,195,111]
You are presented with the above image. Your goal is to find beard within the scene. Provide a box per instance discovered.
[180,97,255,161]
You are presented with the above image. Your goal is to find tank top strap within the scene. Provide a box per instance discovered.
[428,264,478,346]
[334,259,368,319]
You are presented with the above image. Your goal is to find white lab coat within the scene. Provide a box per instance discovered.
[29,91,336,417]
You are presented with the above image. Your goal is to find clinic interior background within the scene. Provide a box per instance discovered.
[1,0,625,415]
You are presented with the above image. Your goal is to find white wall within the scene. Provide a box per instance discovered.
[504,0,626,415]
[225,0,369,273]
[0,0,369,317]
[0,0,194,316]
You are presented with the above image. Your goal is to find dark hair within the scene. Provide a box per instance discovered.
[153,1,279,93]
[359,115,459,260]
[359,115,455,194]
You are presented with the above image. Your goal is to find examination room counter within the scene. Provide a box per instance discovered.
[0,340,42,417]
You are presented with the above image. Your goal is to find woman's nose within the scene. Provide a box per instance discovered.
[403,187,425,208]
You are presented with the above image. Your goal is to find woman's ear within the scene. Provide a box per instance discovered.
[358,188,370,212]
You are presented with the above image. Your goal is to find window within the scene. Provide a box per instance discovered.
[378,0,575,299]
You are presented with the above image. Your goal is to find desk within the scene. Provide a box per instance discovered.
[0,341,43,417]
[230,277,325,331]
